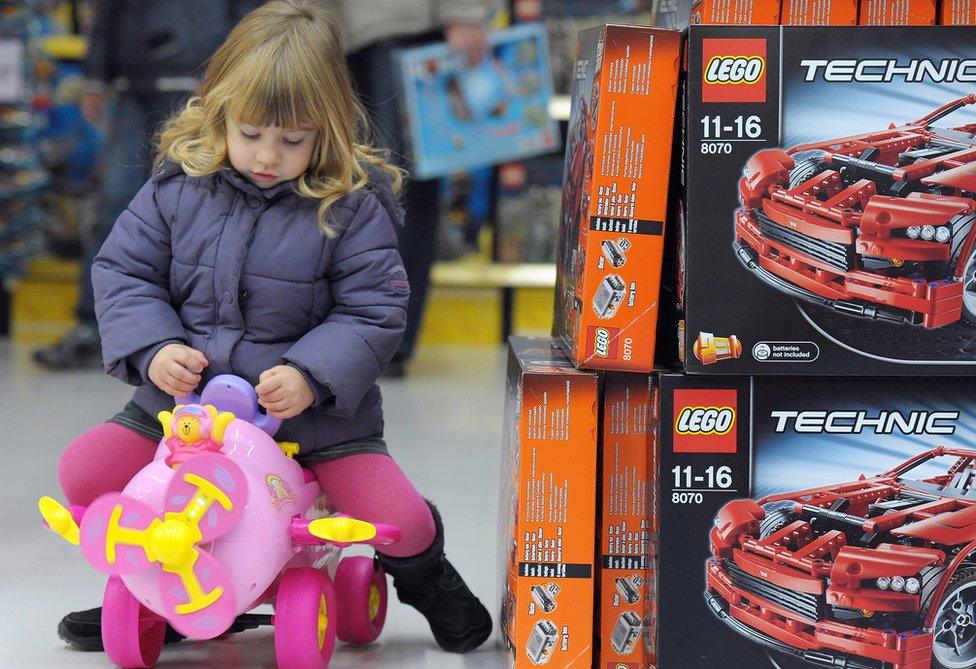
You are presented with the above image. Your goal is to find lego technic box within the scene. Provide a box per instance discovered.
[552,24,681,373]
[680,26,976,374]
[596,372,656,668]
[655,373,976,669]
[499,337,599,668]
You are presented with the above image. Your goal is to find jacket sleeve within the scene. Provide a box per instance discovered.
[435,0,492,25]
[92,175,189,385]
[282,193,408,418]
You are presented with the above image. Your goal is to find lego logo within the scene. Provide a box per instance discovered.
[593,327,611,357]
[704,56,765,85]
[675,407,735,435]
[701,39,767,103]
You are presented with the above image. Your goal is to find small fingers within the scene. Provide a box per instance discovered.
[261,399,298,419]
[173,347,206,374]
[167,362,200,386]
[256,377,283,398]
[165,370,199,394]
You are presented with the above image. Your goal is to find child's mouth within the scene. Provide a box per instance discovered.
[252,171,277,182]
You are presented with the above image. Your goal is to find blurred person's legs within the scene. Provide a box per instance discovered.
[348,41,440,376]
[34,92,183,370]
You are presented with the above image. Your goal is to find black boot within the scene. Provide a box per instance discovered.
[376,501,492,653]
[58,607,260,651]
[58,607,185,651]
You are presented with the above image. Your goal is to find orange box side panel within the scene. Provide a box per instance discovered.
[500,338,599,669]
[597,373,655,668]
[858,0,937,23]
[690,0,782,23]
[940,0,976,22]
[781,0,858,23]
[553,25,681,373]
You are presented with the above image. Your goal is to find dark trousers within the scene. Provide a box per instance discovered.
[348,41,440,364]
[76,91,186,323]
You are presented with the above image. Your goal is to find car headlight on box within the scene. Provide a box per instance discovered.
[921,225,936,241]
[906,226,921,239]
[877,576,891,590]
[890,576,906,592]
[935,226,951,243]
[905,577,921,594]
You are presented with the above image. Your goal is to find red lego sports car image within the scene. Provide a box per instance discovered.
[735,94,976,329]
[706,446,976,669]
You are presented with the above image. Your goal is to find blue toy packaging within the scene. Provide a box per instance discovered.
[396,23,560,179]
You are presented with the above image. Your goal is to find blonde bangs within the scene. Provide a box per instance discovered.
[217,42,328,131]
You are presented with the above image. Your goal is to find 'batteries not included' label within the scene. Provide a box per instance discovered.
[751,341,820,362]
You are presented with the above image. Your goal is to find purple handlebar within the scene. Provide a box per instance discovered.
[176,375,282,437]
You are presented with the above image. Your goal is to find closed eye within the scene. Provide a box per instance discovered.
[283,137,305,147]
[240,129,260,140]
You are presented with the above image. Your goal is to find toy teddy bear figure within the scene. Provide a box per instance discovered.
[157,404,236,468]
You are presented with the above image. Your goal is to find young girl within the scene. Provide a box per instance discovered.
[56,0,491,655]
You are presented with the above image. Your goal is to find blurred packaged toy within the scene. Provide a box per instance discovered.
[495,157,563,264]
[396,23,559,179]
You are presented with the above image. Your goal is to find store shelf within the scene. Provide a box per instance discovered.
[430,261,556,341]
[431,261,556,289]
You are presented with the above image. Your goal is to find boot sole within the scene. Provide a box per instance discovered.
[57,620,104,652]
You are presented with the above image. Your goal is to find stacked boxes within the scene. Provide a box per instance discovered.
[780,0,858,24]
[499,337,600,668]
[689,0,782,23]
[940,0,976,22]
[501,19,976,669]
[655,21,976,669]
[596,373,656,668]
[858,0,937,22]
[552,24,681,372]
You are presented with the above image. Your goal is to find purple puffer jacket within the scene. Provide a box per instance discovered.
[92,160,409,453]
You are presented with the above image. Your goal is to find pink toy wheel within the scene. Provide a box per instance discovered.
[274,568,337,669]
[335,556,388,644]
[101,576,166,668]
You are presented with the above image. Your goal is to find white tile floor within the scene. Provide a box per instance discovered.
[0,341,508,668]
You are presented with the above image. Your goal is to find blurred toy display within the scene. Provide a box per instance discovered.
[514,0,653,94]
[396,23,559,180]
[0,0,49,280]
[34,40,102,258]
[438,166,495,261]
[495,156,563,263]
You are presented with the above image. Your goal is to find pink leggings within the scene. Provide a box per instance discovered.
[57,423,436,558]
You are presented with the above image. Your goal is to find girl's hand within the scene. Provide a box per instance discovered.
[256,365,315,419]
[148,344,208,396]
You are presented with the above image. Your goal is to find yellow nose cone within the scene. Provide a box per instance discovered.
[38,496,80,545]
[149,520,195,566]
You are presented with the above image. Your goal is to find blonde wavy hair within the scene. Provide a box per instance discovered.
[157,0,404,233]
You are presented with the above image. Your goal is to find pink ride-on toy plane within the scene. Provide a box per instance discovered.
[38,375,402,669]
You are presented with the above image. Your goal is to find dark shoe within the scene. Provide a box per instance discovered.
[58,607,185,651]
[33,323,102,370]
[376,502,492,653]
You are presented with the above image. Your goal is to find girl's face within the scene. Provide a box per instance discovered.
[226,119,318,189]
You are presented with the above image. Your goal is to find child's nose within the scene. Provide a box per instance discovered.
[257,146,280,167]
